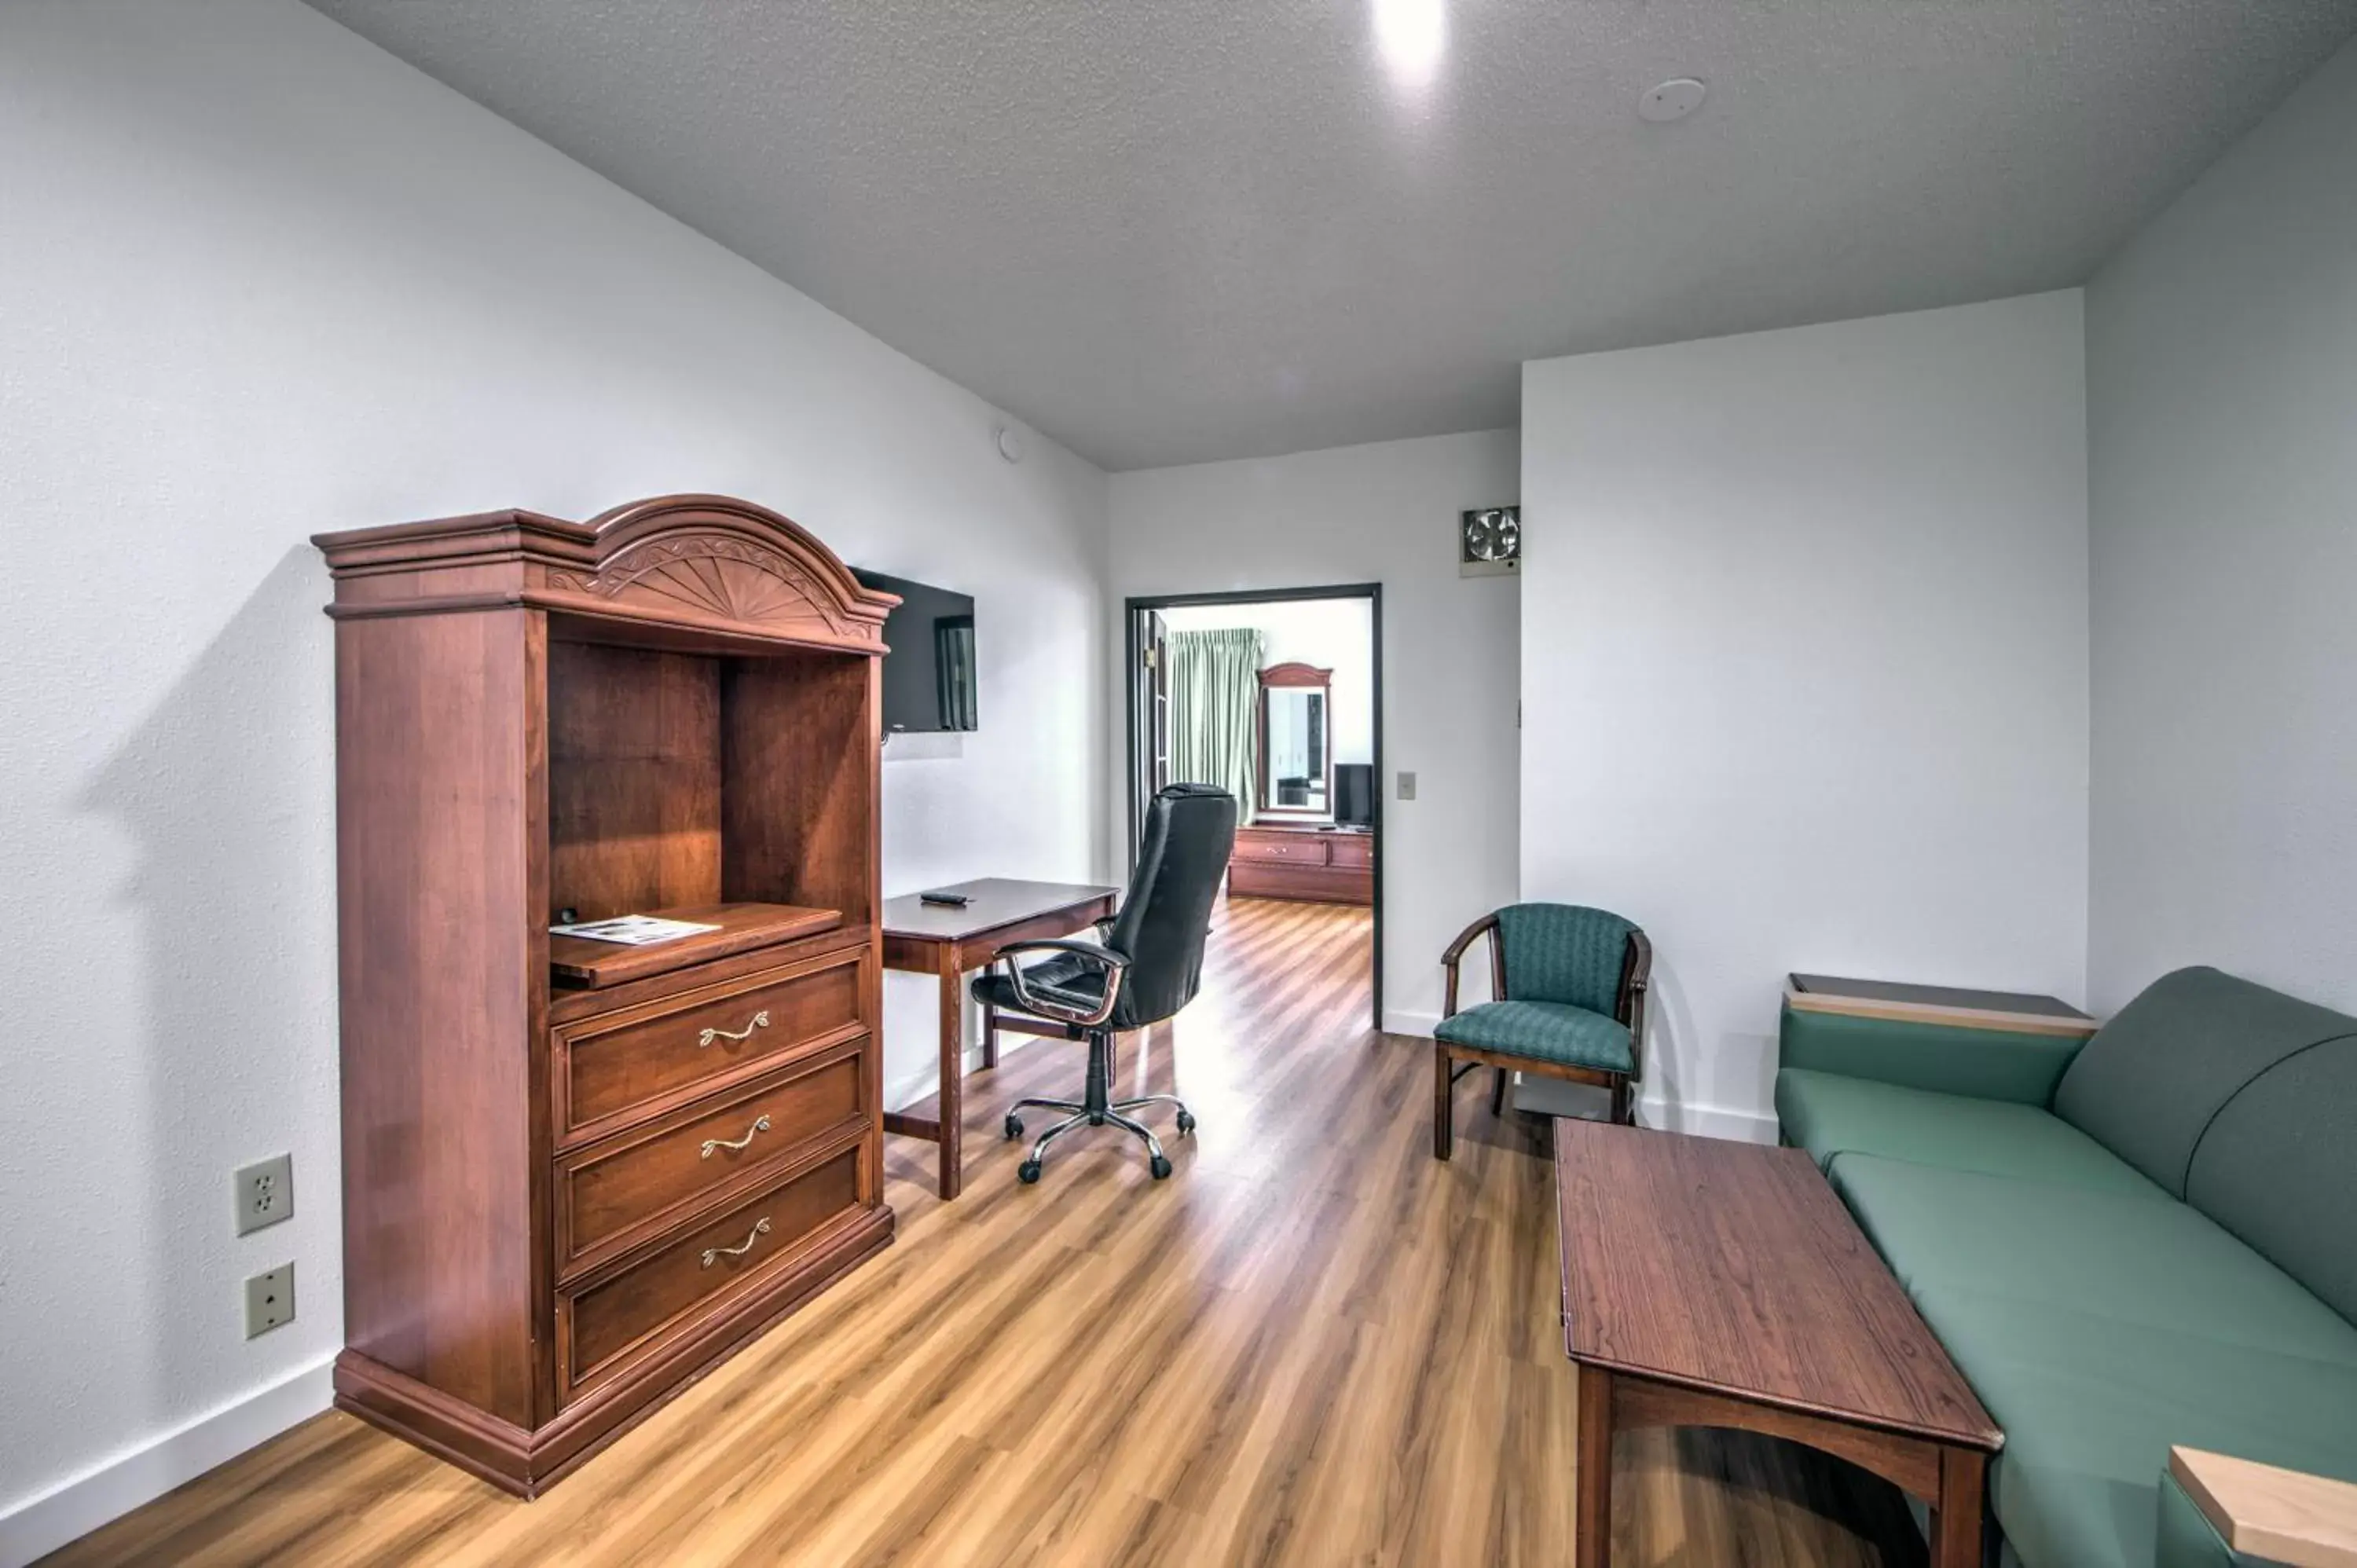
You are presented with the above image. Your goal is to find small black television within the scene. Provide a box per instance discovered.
[853,569,977,733]
[1333,763,1376,826]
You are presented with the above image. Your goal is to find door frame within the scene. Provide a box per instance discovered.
[1124,583,1384,1031]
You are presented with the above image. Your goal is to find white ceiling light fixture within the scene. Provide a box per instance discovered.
[1638,78,1708,123]
[1372,0,1446,92]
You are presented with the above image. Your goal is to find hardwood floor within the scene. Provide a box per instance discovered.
[46,897,1923,1566]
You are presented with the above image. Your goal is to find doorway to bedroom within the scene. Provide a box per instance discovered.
[1124,584,1383,1029]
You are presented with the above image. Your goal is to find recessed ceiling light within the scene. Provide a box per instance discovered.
[1373,0,1446,90]
[1638,78,1707,123]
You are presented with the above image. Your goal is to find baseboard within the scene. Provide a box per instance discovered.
[1381,1008,1440,1039]
[0,1354,335,1568]
[1637,1094,1779,1144]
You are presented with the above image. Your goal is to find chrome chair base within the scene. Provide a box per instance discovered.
[1003,1030,1193,1182]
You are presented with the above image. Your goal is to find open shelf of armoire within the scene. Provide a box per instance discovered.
[544,632,874,991]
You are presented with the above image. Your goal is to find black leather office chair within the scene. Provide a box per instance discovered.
[973,783,1238,1183]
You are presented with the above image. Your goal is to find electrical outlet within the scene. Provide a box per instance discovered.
[234,1153,294,1236]
[244,1263,295,1338]
[1396,770,1417,801]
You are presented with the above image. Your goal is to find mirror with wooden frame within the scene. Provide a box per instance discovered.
[1257,662,1332,818]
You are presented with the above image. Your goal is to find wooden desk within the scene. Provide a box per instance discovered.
[881,877,1120,1200]
[1555,1119,2002,1568]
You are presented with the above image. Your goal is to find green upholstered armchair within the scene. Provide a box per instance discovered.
[1432,903,1651,1158]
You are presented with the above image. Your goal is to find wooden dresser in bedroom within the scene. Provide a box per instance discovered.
[313,494,900,1497]
[1229,821,1375,905]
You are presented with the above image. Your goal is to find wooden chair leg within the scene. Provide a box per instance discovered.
[1433,1045,1454,1160]
[1491,1065,1509,1117]
[1611,1076,1633,1126]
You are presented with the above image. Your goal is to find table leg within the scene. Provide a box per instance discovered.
[1577,1363,1614,1568]
[1934,1446,1985,1568]
[937,949,963,1200]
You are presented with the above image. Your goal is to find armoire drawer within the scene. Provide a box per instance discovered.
[559,1145,865,1401]
[1325,835,1373,869]
[555,948,867,1141]
[555,1040,867,1277]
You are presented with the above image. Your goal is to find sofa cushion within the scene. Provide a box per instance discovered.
[1946,1299,2357,1568]
[1776,1068,2161,1198]
[2053,966,2357,1198]
[1434,999,1633,1072]
[1831,1156,2357,1368]
[2184,1033,2357,1328]
[1829,1155,2357,1568]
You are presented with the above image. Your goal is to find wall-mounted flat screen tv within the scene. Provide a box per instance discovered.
[852,569,977,733]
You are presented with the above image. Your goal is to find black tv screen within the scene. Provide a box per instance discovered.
[852,569,977,733]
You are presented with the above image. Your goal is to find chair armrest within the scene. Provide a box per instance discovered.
[1439,913,1501,1020]
[2168,1446,2357,1568]
[1777,993,2088,1105]
[994,940,1129,1028]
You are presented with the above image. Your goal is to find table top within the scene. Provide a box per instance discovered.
[880,877,1121,942]
[1786,972,2097,1038]
[1554,1119,2001,1451]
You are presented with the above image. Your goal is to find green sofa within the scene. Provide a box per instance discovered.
[1776,966,2357,1568]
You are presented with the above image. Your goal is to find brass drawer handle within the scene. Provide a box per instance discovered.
[697,1009,770,1049]
[701,1216,772,1268]
[700,1115,772,1160]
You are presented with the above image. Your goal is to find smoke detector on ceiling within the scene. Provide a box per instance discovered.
[1638,79,1707,123]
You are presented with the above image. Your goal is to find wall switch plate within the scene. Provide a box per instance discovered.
[1397,771,1417,801]
[244,1263,295,1338]
[234,1153,294,1236]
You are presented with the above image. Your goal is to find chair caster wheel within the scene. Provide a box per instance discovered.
[1149,1155,1173,1180]
[1175,1111,1197,1135]
[1004,1114,1023,1140]
[1017,1160,1042,1185]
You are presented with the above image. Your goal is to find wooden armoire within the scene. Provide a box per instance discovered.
[313,493,900,1496]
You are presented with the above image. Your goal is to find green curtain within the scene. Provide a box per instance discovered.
[1168,628,1264,818]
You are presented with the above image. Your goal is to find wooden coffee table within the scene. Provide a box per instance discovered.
[1555,1119,2003,1568]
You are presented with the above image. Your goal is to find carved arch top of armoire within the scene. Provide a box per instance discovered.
[313,492,900,654]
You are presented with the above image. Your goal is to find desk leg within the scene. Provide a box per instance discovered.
[937,947,963,1201]
[1933,1447,1985,1568]
[1576,1363,1613,1568]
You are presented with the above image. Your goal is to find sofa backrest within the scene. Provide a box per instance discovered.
[2055,965,2357,1326]
[2184,1035,2357,1326]
[2054,966,2356,1196]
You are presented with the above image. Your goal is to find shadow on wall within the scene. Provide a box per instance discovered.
[79,547,339,1444]
[1644,965,1695,1126]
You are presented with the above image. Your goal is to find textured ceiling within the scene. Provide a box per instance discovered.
[306,0,2357,471]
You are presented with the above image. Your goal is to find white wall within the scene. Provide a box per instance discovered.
[2086,37,2357,1016]
[0,2,1108,1557]
[1160,599,1376,767]
[1520,294,2091,1140]
[1109,430,1522,1034]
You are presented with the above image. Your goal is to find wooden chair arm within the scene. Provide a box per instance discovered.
[1622,929,1653,1084]
[1439,913,1500,1020]
[2170,1446,2357,1567]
